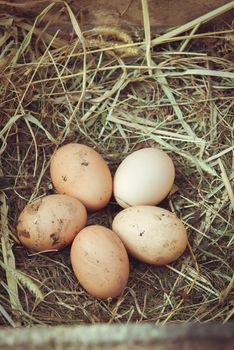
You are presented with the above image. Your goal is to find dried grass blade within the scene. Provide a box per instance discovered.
[11,2,55,66]
[0,261,44,302]
[179,23,200,52]
[60,2,87,140]
[16,21,68,49]
[64,2,85,45]
[218,159,234,210]
[0,304,16,327]
[24,115,57,144]
[166,265,219,297]
[166,69,234,79]
[0,115,22,139]
[154,69,196,139]
[91,71,128,103]
[219,273,234,304]
[141,0,152,75]
[0,170,21,310]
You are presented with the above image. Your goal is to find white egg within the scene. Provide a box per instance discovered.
[113,148,175,208]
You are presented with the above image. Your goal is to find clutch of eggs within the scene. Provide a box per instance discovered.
[16,144,187,299]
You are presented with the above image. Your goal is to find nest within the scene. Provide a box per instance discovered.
[0,1,233,326]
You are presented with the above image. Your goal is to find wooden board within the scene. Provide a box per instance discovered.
[0,323,234,350]
[0,0,233,32]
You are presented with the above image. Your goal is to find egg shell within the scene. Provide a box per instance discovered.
[17,194,87,252]
[70,225,129,299]
[112,206,187,265]
[113,148,175,208]
[50,143,112,210]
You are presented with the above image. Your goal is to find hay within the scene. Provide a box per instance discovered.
[0,1,233,326]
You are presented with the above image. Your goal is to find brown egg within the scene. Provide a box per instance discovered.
[50,143,112,210]
[70,225,129,299]
[17,194,87,252]
[112,206,187,265]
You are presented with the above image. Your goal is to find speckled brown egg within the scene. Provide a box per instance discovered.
[50,143,112,211]
[112,206,187,265]
[70,225,129,299]
[17,194,87,252]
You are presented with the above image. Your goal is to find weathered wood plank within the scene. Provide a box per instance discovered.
[0,0,233,32]
[0,323,233,350]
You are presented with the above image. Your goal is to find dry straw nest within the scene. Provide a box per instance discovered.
[0,1,233,326]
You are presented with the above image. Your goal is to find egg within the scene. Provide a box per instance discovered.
[113,148,175,208]
[50,143,112,210]
[17,194,87,252]
[70,225,129,299]
[112,206,187,265]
